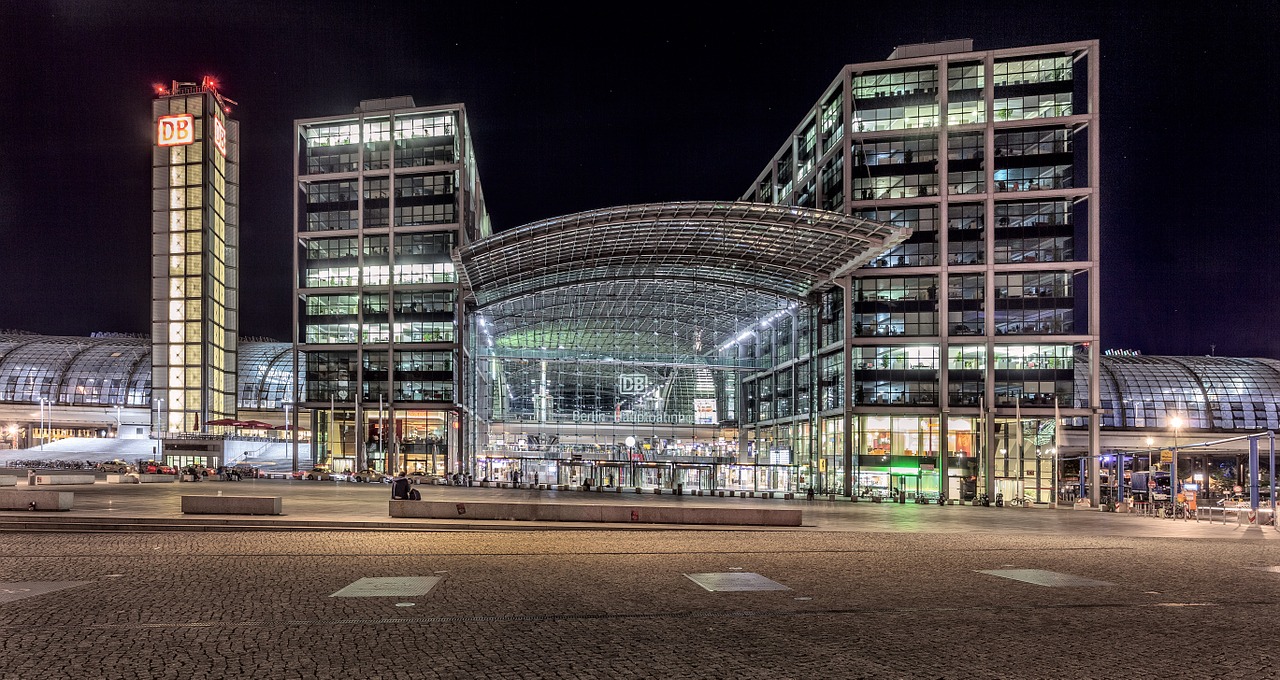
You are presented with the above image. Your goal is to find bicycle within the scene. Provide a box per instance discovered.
[1163,501,1193,520]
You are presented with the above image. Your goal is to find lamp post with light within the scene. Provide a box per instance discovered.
[1169,415,1184,507]
[38,398,49,451]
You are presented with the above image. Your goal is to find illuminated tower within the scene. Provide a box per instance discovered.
[150,78,239,434]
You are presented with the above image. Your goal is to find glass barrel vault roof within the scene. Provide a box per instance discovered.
[1076,354,1280,431]
[0,333,297,410]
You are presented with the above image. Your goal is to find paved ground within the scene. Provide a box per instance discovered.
[2,479,1279,678]
[0,476,1273,538]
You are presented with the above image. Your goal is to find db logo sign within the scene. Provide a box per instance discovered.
[157,114,195,147]
[617,374,648,394]
[212,116,227,157]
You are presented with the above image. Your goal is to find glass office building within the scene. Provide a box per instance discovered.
[150,78,240,435]
[734,39,1101,500]
[293,97,490,475]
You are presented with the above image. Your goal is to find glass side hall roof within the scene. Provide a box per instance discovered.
[1079,354,1280,431]
[0,333,297,409]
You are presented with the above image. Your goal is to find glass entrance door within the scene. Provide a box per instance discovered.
[675,465,713,490]
[891,473,919,501]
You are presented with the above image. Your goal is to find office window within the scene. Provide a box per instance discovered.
[305,294,359,317]
[363,119,391,170]
[947,274,985,336]
[820,89,843,152]
[947,204,985,265]
[820,153,844,211]
[852,345,939,406]
[305,237,357,261]
[853,276,938,337]
[993,57,1072,86]
[853,68,938,98]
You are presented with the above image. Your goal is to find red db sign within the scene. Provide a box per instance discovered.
[157,114,195,146]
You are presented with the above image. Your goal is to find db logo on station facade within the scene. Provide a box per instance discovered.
[157,114,195,147]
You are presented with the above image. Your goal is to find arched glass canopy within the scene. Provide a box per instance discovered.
[1078,354,1280,430]
[457,201,909,423]
[0,333,299,410]
[459,201,910,365]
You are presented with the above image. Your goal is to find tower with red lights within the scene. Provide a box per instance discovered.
[150,78,240,435]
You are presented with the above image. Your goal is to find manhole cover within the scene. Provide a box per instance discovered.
[685,572,791,592]
[977,569,1114,587]
[0,582,92,604]
[331,577,441,598]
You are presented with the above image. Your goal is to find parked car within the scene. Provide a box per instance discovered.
[139,460,176,475]
[96,459,133,474]
[407,470,437,485]
[350,469,389,483]
[1217,492,1273,508]
[295,465,335,481]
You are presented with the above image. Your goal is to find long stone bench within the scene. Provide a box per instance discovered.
[138,474,177,483]
[0,476,16,487]
[106,474,139,484]
[0,490,73,511]
[181,495,282,515]
[389,500,801,526]
[36,474,96,485]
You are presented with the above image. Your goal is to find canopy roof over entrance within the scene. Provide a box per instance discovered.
[458,201,908,361]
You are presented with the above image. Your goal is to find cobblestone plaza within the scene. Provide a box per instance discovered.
[1,481,1278,678]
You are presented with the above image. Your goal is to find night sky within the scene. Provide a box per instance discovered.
[1,1,1276,358]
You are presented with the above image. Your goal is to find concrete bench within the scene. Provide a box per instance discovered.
[181,495,282,515]
[36,474,96,485]
[389,500,802,526]
[106,474,140,484]
[0,490,73,511]
[0,476,16,487]
[138,474,176,483]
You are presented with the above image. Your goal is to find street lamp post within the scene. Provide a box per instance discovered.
[1169,415,1184,508]
[38,398,49,451]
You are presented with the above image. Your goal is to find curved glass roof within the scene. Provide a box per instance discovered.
[1078,354,1280,431]
[0,333,299,410]
[481,279,795,360]
[236,342,299,408]
[461,202,907,361]
[459,202,909,308]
